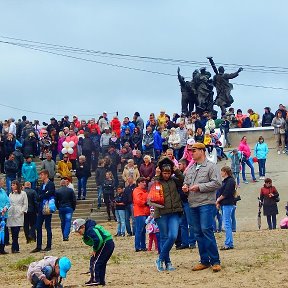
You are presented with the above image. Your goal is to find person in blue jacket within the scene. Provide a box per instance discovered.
[254,136,269,180]
[22,155,38,190]
[153,127,164,160]
[0,177,10,254]
[120,117,135,137]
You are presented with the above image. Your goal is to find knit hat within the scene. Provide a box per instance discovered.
[72,219,86,232]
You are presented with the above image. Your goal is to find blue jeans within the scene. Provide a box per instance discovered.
[242,158,256,181]
[213,206,223,232]
[180,202,196,246]
[190,204,220,265]
[97,185,103,208]
[231,205,237,232]
[222,205,234,248]
[134,216,147,250]
[36,213,52,249]
[78,177,87,198]
[59,207,74,239]
[233,172,240,186]
[125,204,135,235]
[5,175,16,194]
[156,213,181,264]
[258,159,266,177]
[115,210,126,235]
[31,266,53,288]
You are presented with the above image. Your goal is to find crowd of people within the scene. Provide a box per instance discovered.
[0,104,287,286]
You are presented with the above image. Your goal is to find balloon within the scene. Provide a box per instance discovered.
[62,141,68,148]
[68,141,75,148]
[68,147,74,154]
[62,148,68,154]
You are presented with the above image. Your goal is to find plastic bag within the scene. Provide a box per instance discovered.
[42,197,57,215]
[147,181,164,208]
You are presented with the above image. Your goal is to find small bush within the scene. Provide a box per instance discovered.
[9,256,37,271]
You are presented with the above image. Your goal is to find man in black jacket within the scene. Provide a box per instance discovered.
[262,107,275,127]
[31,170,55,253]
[122,176,136,236]
[55,179,76,241]
[4,153,18,194]
[23,182,38,243]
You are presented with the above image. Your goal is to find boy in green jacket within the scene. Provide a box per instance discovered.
[72,219,115,286]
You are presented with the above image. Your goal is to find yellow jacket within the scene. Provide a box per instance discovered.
[57,160,72,178]
[249,113,259,127]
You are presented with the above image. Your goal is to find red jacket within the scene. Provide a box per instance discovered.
[88,123,100,135]
[110,118,121,137]
[73,119,81,129]
[133,187,150,217]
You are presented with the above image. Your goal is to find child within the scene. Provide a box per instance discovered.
[27,256,71,288]
[114,185,126,236]
[228,149,242,188]
[103,171,116,221]
[203,131,213,155]
[145,207,159,252]
[72,218,115,286]
[95,159,106,209]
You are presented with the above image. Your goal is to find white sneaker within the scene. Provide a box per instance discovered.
[278,151,281,155]
[282,150,286,154]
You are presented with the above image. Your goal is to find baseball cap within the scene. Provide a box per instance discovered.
[58,257,72,278]
[72,218,86,232]
[187,138,195,145]
[192,143,206,149]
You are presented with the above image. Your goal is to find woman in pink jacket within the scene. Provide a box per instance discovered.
[238,136,257,184]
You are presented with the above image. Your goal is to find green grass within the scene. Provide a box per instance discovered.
[9,256,38,271]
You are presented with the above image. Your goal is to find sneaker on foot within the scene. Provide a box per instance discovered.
[252,179,259,182]
[244,181,249,184]
[43,247,51,252]
[155,259,164,272]
[192,263,210,271]
[31,247,41,253]
[282,150,286,154]
[278,150,281,155]
[166,262,176,271]
[212,264,222,272]
[85,279,99,286]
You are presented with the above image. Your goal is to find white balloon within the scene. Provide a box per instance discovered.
[68,147,74,154]
[62,141,68,148]
[62,148,68,154]
[68,141,75,148]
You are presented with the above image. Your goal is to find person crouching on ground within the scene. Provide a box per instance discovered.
[27,256,71,288]
[154,157,184,272]
[72,218,115,286]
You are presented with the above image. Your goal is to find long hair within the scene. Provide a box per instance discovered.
[11,180,21,194]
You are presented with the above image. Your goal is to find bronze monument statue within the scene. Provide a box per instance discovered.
[177,67,197,116]
[207,57,243,115]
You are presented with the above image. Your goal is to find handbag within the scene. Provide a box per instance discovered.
[234,185,241,202]
[280,128,286,134]
[147,181,164,208]
[42,197,57,215]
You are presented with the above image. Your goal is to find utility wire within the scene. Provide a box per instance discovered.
[0,103,117,117]
[1,35,288,73]
[0,39,288,90]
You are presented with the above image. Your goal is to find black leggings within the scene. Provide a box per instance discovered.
[266,215,277,230]
[103,194,115,220]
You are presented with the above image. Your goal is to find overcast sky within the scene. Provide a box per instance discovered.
[0,0,287,122]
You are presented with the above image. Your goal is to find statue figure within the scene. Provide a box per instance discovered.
[177,67,197,116]
[194,67,214,113]
[207,57,243,115]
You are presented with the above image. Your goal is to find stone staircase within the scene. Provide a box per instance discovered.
[34,161,109,227]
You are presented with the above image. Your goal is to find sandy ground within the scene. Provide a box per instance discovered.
[1,148,288,287]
